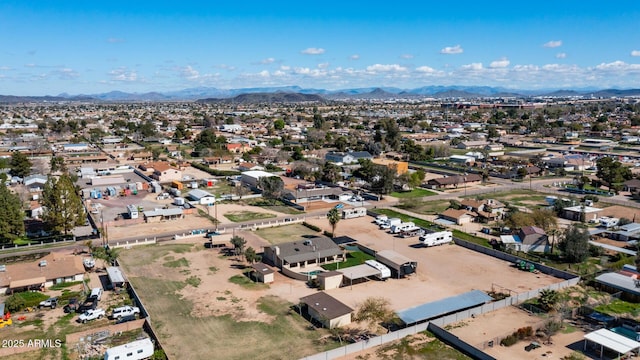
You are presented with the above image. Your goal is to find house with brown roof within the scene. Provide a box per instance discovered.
[438,208,473,225]
[460,198,506,223]
[426,174,482,189]
[517,226,549,253]
[226,143,252,154]
[0,253,85,294]
[140,161,183,183]
[300,291,353,329]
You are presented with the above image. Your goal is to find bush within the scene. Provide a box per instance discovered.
[323,231,334,238]
[5,292,49,312]
[500,334,518,346]
[302,222,321,232]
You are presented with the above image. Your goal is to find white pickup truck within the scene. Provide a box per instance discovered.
[78,308,106,323]
[111,306,140,320]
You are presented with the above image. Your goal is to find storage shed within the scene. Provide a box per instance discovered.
[106,266,126,289]
[375,250,417,278]
[250,262,275,284]
[300,291,353,329]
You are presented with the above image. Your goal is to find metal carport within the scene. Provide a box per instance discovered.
[584,328,640,359]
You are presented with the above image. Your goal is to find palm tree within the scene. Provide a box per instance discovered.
[327,208,341,237]
[538,289,559,312]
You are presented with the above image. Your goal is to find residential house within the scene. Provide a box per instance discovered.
[457,140,489,149]
[562,205,604,222]
[24,174,47,191]
[517,226,549,253]
[226,143,252,154]
[238,163,265,172]
[0,252,85,294]
[141,162,183,183]
[371,158,408,175]
[426,174,482,189]
[460,198,506,223]
[263,237,345,272]
[623,179,640,192]
[438,208,473,225]
[325,151,372,164]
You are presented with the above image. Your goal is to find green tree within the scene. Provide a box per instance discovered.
[531,209,558,232]
[596,157,633,191]
[371,165,396,195]
[230,235,247,259]
[10,151,32,178]
[0,184,24,243]
[273,118,285,130]
[42,174,86,235]
[257,176,284,204]
[50,156,66,173]
[409,170,425,188]
[558,224,590,263]
[321,162,341,184]
[538,289,559,311]
[354,297,394,328]
[327,207,340,237]
[244,246,259,264]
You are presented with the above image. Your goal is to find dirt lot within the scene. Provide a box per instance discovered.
[302,216,563,311]
[118,239,333,360]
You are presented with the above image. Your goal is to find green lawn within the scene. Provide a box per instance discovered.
[395,199,451,215]
[322,251,374,271]
[245,199,305,215]
[595,299,640,317]
[391,188,438,198]
[376,332,471,360]
[224,211,277,222]
[255,224,324,245]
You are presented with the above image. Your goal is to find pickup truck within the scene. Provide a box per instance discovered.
[38,297,58,309]
[111,306,140,320]
[78,308,105,323]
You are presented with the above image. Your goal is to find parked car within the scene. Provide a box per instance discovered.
[78,308,105,323]
[111,306,140,320]
[63,298,79,313]
[115,314,138,324]
[38,297,58,309]
[77,298,98,313]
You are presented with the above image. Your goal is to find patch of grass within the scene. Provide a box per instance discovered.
[225,211,277,222]
[216,297,226,301]
[18,318,44,328]
[395,199,450,215]
[163,257,190,268]
[322,251,375,271]
[257,295,290,316]
[185,276,201,287]
[229,274,269,290]
[391,188,437,198]
[49,281,83,290]
[595,299,640,316]
[246,199,305,215]
[209,266,219,273]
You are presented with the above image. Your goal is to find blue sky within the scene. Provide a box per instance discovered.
[2,1,640,95]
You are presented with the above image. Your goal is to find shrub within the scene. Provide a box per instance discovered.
[302,222,321,232]
[323,231,334,238]
[500,334,518,346]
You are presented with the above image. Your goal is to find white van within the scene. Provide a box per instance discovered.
[89,287,103,301]
[380,218,401,230]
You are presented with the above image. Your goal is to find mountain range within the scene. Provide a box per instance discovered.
[1,86,640,103]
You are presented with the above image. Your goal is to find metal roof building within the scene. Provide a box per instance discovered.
[375,250,417,278]
[584,328,640,358]
[106,266,126,288]
[397,290,493,325]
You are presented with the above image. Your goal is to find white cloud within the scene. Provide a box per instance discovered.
[543,40,562,48]
[260,57,275,64]
[415,66,436,73]
[0,66,11,71]
[258,70,270,77]
[318,62,329,69]
[56,68,79,79]
[366,64,407,72]
[489,58,510,68]
[400,54,414,59]
[631,50,640,57]
[462,63,483,70]
[440,45,463,54]
[280,65,290,71]
[350,54,360,60]
[301,47,325,55]
[109,67,138,82]
[180,65,200,80]
[556,53,567,59]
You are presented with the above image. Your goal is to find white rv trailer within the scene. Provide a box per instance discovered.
[364,260,391,279]
[419,231,453,247]
[390,222,415,234]
[342,207,367,219]
[126,204,139,220]
[104,338,154,360]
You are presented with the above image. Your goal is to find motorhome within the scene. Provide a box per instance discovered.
[390,222,415,234]
[104,338,154,360]
[420,231,453,247]
[380,218,401,230]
